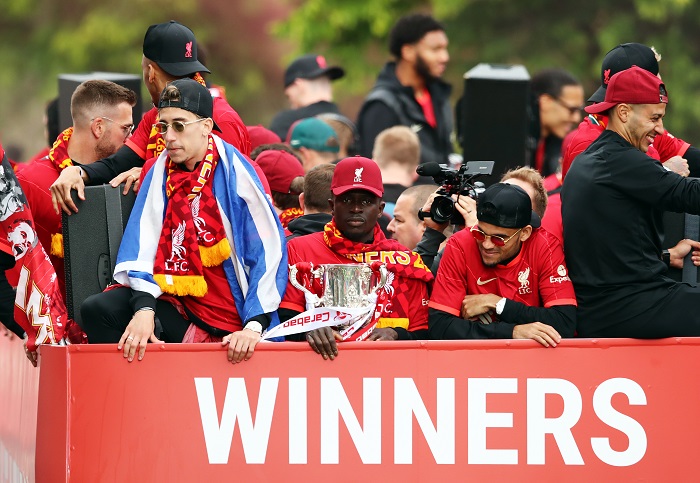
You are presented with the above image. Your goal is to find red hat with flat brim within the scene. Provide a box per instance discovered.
[585,65,668,114]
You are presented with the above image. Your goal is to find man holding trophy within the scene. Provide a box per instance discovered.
[277,157,433,360]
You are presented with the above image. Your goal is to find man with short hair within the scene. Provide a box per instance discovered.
[80,79,286,363]
[563,66,700,338]
[50,20,265,214]
[357,13,452,166]
[429,183,576,345]
[287,163,334,239]
[289,117,340,171]
[387,184,435,251]
[528,68,584,177]
[269,54,345,140]
[562,43,698,179]
[373,125,421,214]
[279,157,433,360]
[18,80,137,298]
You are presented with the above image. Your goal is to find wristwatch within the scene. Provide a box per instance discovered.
[495,297,507,315]
[245,321,263,334]
[662,249,671,268]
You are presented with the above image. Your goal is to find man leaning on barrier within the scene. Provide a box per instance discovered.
[278,156,433,360]
[429,183,576,346]
[80,79,286,363]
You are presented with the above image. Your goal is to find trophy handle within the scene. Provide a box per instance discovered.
[289,263,324,306]
[368,262,388,295]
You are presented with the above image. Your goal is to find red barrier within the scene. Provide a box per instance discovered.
[3,338,700,481]
[0,333,38,483]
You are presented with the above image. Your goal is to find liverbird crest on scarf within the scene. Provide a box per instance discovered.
[152,135,230,296]
[114,135,288,331]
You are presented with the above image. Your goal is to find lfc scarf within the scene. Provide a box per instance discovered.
[153,135,231,296]
[323,220,433,283]
[47,128,77,259]
[279,207,303,228]
[0,145,68,350]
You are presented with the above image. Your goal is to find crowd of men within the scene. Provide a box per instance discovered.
[3,14,700,366]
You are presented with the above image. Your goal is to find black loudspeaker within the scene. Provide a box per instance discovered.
[460,63,530,186]
[58,72,144,134]
[62,185,136,326]
[662,208,700,283]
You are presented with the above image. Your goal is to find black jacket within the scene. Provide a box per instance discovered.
[357,62,453,165]
[269,101,341,141]
[562,129,700,335]
[286,213,332,240]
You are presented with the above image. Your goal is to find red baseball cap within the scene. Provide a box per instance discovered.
[585,65,668,114]
[331,156,383,197]
[246,125,281,150]
[255,150,304,194]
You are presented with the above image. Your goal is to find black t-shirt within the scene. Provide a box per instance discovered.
[268,101,340,141]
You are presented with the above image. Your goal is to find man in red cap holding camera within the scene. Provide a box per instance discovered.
[563,66,700,338]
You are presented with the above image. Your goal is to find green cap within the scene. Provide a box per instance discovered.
[289,118,340,153]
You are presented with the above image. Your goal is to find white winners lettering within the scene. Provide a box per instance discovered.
[195,377,647,467]
[15,266,54,345]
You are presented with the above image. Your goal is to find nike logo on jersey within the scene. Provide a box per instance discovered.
[476,277,497,285]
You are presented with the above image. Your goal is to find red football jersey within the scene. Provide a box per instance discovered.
[429,227,576,319]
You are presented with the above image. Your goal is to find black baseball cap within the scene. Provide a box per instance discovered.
[588,43,659,103]
[477,183,541,229]
[158,79,221,131]
[143,20,210,77]
[284,54,345,88]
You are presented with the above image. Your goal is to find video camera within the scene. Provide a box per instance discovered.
[417,160,494,225]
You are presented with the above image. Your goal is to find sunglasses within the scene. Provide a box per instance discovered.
[93,116,134,137]
[154,117,208,134]
[470,226,522,247]
[553,97,584,116]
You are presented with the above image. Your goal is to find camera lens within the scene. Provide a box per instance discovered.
[431,196,455,224]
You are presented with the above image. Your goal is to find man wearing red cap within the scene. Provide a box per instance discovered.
[544,43,699,243]
[278,157,433,360]
[563,66,700,338]
[254,149,305,229]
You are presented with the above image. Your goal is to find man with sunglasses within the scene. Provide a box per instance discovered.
[528,68,585,178]
[49,20,268,215]
[80,79,287,364]
[428,183,576,346]
[16,80,137,301]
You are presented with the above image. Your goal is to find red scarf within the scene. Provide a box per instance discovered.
[279,207,303,228]
[323,220,433,282]
[146,73,209,160]
[47,128,77,259]
[153,135,231,296]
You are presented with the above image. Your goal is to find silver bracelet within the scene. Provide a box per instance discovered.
[135,307,155,314]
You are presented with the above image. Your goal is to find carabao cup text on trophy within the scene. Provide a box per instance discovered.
[289,262,388,320]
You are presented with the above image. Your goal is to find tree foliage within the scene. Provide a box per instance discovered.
[277,0,700,144]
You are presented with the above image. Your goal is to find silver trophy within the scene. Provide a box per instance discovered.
[289,262,388,312]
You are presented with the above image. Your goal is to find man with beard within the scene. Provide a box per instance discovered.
[278,157,433,360]
[80,79,286,363]
[356,14,452,166]
[49,20,268,215]
[563,66,700,338]
[17,80,137,298]
[429,183,575,346]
